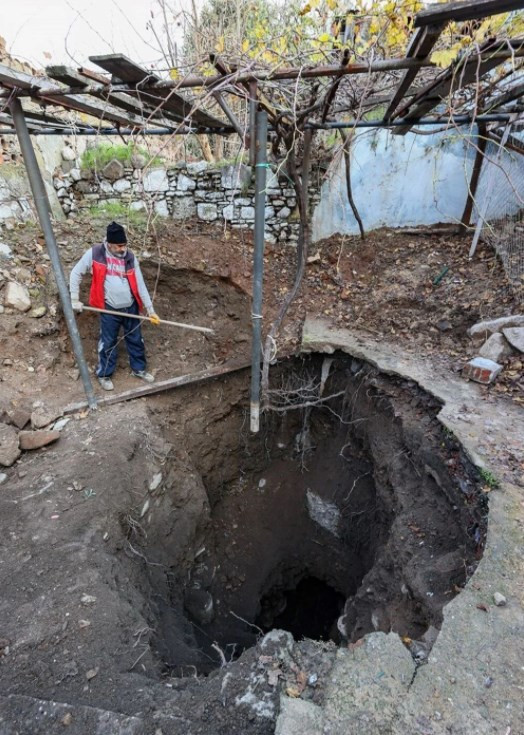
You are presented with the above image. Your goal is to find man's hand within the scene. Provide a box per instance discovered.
[71,298,83,312]
[149,313,160,326]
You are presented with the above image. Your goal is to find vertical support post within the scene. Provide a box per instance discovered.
[9,98,97,409]
[469,120,513,260]
[250,109,268,433]
[248,81,258,167]
[459,123,487,235]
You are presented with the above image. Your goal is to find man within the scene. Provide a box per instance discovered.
[69,221,160,391]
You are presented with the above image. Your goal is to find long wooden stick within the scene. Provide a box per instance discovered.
[82,305,214,334]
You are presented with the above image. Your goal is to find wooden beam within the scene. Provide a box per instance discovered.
[63,358,253,413]
[484,79,524,112]
[0,61,146,128]
[415,0,524,28]
[384,24,445,121]
[90,53,225,129]
[392,40,524,134]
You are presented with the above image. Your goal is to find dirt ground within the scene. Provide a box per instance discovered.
[1,214,523,414]
[0,215,522,733]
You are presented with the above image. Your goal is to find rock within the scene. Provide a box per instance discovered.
[478,333,514,362]
[0,472,7,485]
[113,178,131,193]
[172,197,196,220]
[493,592,507,606]
[0,424,21,467]
[130,152,147,169]
[29,305,47,319]
[197,203,218,221]
[221,163,251,190]
[462,357,502,384]
[436,319,452,332]
[222,204,236,221]
[99,180,114,194]
[70,168,82,182]
[275,697,324,735]
[176,174,196,192]
[143,168,169,192]
[240,206,255,220]
[7,407,30,429]
[31,407,63,430]
[468,315,524,343]
[259,630,294,659]
[52,417,71,431]
[278,207,291,219]
[61,146,76,161]
[3,282,31,312]
[0,242,12,258]
[102,159,125,182]
[183,589,214,624]
[154,199,169,217]
[129,201,145,211]
[19,430,60,451]
[502,327,524,354]
[187,161,208,175]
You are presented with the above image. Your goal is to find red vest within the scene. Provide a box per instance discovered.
[88,243,143,311]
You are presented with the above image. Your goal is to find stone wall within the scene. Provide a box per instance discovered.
[53,155,320,245]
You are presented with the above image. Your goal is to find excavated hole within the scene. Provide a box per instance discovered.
[136,354,487,675]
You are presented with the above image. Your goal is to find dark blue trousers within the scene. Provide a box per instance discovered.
[96,301,146,377]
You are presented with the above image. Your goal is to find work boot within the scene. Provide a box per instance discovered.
[132,370,155,384]
[98,376,114,391]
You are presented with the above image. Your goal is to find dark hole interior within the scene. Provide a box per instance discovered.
[256,576,346,642]
[141,355,486,675]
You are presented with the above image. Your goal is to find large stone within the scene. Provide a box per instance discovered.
[31,407,63,430]
[61,146,76,161]
[70,168,82,182]
[0,424,20,467]
[197,203,218,221]
[502,327,524,354]
[99,180,114,194]
[143,168,169,192]
[240,206,255,220]
[222,203,236,220]
[468,314,524,343]
[172,197,196,220]
[187,161,208,175]
[221,163,251,190]
[478,333,514,362]
[0,242,12,258]
[323,633,415,735]
[19,430,60,451]
[113,178,131,193]
[3,282,31,312]
[176,174,196,192]
[275,697,324,735]
[102,159,125,182]
[7,407,30,430]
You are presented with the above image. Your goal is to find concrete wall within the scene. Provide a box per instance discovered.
[312,126,524,242]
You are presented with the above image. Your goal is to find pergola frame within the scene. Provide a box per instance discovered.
[1,0,523,422]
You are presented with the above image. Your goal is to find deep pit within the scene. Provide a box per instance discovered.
[126,353,486,676]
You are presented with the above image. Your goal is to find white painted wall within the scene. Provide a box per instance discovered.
[312,126,524,242]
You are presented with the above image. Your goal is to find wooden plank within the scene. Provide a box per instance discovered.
[0,61,145,128]
[90,53,225,129]
[384,24,445,121]
[46,65,165,121]
[63,358,253,414]
[415,0,524,28]
[392,40,521,133]
[484,79,524,112]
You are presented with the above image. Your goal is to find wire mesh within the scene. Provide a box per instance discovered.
[477,137,524,285]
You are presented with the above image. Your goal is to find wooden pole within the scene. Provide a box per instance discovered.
[459,123,487,235]
[82,306,214,334]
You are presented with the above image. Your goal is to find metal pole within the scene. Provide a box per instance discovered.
[9,98,97,409]
[250,109,268,433]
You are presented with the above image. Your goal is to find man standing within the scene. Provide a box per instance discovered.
[70,221,160,391]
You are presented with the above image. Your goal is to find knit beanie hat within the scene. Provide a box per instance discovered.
[106,221,127,244]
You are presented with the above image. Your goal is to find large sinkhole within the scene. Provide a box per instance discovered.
[129,353,487,675]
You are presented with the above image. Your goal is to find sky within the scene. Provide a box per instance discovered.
[2,0,188,71]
